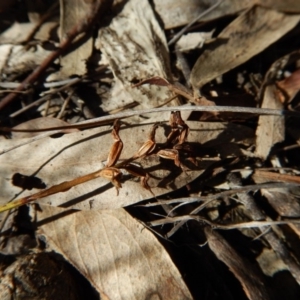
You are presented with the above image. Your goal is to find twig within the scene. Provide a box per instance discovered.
[0,0,107,111]
[2,105,300,133]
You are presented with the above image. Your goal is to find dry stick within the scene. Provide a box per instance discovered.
[2,105,300,134]
[1,105,300,157]
[0,1,105,111]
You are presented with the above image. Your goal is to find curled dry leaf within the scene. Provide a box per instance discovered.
[0,119,253,210]
[255,85,285,159]
[190,5,300,89]
[35,205,192,300]
[276,68,300,103]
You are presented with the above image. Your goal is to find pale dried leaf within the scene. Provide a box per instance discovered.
[176,31,214,52]
[0,44,52,75]
[0,252,80,300]
[154,0,252,29]
[257,0,300,12]
[0,121,253,210]
[47,0,93,80]
[35,205,192,299]
[255,85,285,159]
[256,248,288,277]
[0,21,58,44]
[190,6,300,89]
[96,0,178,113]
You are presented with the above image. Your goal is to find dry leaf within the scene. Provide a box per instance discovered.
[260,188,300,238]
[0,120,253,210]
[11,117,79,139]
[255,85,285,159]
[276,68,300,103]
[190,5,300,89]
[96,0,178,113]
[0,21,58,44]
[176,31,214,52]
[153,0,251,29]
[0,44,52,75]
[47,0,94,80]
[204,227,271,300]
[35,205,192,299]
[257,0,300,12]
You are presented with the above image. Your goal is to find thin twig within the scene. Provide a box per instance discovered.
[2,105,300,133]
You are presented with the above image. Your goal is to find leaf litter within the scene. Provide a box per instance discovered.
[1,0,300,299]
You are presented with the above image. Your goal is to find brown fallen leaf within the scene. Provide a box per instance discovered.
[35,205,193,299]
[253,170,300,185]
[47,0,96,80]
[204,226,271,300]
[255,85,285,159]
[190,5,300,89]
[276,68,300,103]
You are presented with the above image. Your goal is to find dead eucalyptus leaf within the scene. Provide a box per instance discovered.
[0,120,253,210]
[153,0,251,29]
[47,0,94,80]
[96,0,178,113]
[35,205,192,299]
[276,68,300,103]
[257,0,300,12]
[255,85,284,159]
[204,227,271,300]
[176,31,214,52]
[190,6,300,89]
[0,21,58,44]
[0,45,52,75]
